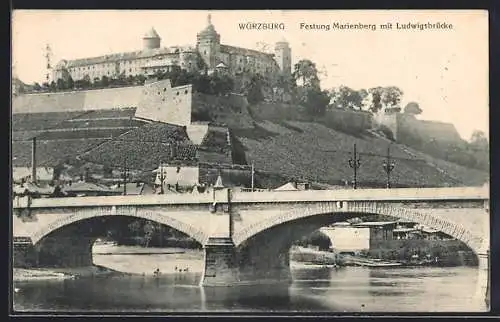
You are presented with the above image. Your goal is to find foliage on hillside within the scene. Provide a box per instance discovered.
[236,121,486,187]
[191,93,254,129]
[398,130,489,172]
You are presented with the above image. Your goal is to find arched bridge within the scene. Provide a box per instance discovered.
[13,186,489,302]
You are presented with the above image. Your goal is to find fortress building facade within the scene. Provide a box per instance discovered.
[52,14,292,82]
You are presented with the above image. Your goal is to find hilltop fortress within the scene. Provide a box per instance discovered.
[52,14,292,83]
[11,14,486,189]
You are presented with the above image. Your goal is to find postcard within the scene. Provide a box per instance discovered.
[11,9,490,313]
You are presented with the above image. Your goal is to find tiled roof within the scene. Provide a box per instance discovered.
[58,46,196,69]
[62,181,117,194]
[144,27,161,39]
[219,44,274,59]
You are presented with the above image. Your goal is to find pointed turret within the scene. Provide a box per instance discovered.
[196,13,221,69]
[214,174,225,189]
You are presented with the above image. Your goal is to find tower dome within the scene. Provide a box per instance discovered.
[143,27,161,50]
[197,14,219,39]
[275,37,289,49]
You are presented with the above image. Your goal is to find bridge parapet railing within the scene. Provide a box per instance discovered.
[12,193,215,209]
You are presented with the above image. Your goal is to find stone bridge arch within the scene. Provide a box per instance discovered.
[232,201,485,255]
[30,206,209,246]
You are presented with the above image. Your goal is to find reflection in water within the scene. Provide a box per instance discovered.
[13,266,485,312]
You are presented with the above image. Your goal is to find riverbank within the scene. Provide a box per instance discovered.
[13,265,125,282]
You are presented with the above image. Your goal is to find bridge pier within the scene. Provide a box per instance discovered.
[476,251,490,309]
[201,238,239,286]
[200,237,292,287]
[37,236,94,268]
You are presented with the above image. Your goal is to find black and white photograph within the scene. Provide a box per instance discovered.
[11,9,490,313]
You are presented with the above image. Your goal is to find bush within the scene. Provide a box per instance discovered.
[377,124,395,141]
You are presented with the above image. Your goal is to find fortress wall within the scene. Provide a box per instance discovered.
[250,103,373,133]
[374,112,464,146]
[82,86,143,110]
[397,114,463,144]
[322,108,373,132]
[187,123,210,145]
[13,86,144,114]
[373,111,398,139]
[136,79,192,126]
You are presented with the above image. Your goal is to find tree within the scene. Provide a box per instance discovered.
[469,130,488,150]
[82,75,91,89]
[303,87,330,116]
[404,102,422,115]
[330,86,365,109]
[101,75,109,87]
[128,220,142,237]
[293,59,320,88]
[246,74,264,105]
[368,87,384,113]
[92,77,101,88]
[55,78,65,91]
[136,74,146,85]
[368,86,404,113]
[49,81,57,92]
[67,75,74,90]
[255,41,272,54]
[381,86,403,107]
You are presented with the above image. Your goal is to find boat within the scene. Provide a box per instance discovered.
[340,254,403,267]
[290,262,338,269]
[92,239,118,254]
[290,246,338,266]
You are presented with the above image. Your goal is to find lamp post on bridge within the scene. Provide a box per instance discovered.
[382,146,395,189]
[159,161,165,195]
[122,157,128,196]
[348,143,361,189]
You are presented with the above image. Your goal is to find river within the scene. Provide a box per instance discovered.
[13,251,487,313]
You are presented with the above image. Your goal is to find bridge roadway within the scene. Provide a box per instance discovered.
[12,186,490,306]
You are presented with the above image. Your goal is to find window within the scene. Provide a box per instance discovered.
[176,92,179,96]
[184,90,188,94]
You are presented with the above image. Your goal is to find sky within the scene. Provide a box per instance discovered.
[12,10,489,140]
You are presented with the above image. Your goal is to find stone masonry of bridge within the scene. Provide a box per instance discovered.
[12,186,489,305]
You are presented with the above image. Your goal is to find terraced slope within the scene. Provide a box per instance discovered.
[235,121,488,187]
[79,122,198,170]
[11,108,144,167]
[11,93,488,188]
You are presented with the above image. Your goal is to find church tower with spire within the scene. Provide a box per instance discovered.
[196,14,221,70]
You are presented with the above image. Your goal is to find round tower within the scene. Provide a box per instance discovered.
[196,14,221,70]
[143,27,161,50]
[274,38,292,75]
